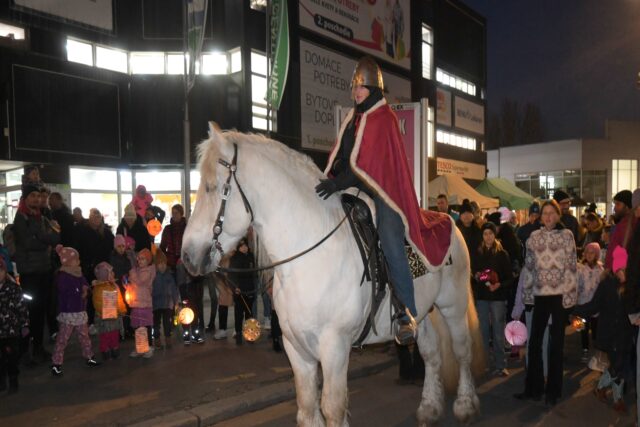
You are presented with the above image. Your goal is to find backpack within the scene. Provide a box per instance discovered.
[2,224,16,259]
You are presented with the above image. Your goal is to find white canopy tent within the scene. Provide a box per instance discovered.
[428,174,499,209]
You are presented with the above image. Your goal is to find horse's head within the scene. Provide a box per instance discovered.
[181,124,253,276]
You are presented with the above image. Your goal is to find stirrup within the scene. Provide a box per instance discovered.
[394,308,417,346]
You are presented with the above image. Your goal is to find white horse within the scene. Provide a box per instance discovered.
[181,126,484,427]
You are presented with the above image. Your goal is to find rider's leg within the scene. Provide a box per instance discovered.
[374,197,416,316]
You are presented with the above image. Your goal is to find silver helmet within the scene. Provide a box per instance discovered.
[351,56,384,91]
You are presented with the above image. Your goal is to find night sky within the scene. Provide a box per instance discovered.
[461,0,640,141]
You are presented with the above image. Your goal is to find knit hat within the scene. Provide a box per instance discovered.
[114,234,126,248]
[136,185,147,195]
[487,212,502,226]
[155,250,167,265]
[94,262,113,282]
[552,190,570,203]
[612,246,628,274]
[137,248,152,265]
[21,183,41,199]
[632,188,640,210]
[583,242,601,261]
[123,203,136,219]
[529,202,541,215]
[613,190,632,209]
[459,199,473,215]
[481,222,497,235]
[55,244,79,267]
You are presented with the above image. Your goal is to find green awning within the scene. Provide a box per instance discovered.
[475,177,535,210]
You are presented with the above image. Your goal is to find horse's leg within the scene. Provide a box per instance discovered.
[443,311,480,424]
[283,336,324,427]
[416,315,445,426]
[319,336,350,427]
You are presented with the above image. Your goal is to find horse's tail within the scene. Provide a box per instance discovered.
[431,281,486,394]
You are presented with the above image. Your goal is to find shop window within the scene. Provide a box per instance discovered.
[134,171,181,192]
[71,192,119,230]
[120,171,133,193]
[130,52,165,74]
[436,129,476,151]
[427,106,435,158]
[201,53,228,75]
[436,68,476,97]
[251,51,275,132]
[70,168,118,191]
[67,39,93,66]
[96,46,128,74]
[0,23,25,40]
[612,159,638,197]
[230,48,242,73]
[6,170,22,187]
[421,24,433,80]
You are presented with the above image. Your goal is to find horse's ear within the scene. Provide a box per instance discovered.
[208,121,222,137]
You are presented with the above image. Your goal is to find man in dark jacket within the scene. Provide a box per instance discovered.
[517,202,542,260]
[456,199,481,260]
[13,183,60,361]
[553,190,579,244]
[49,193,75,248]
[160,204,187,270]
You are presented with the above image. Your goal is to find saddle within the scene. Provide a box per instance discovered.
[341,191,427,347]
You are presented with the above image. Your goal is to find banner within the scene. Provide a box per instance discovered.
[267,0,289,110]
[14,0,113,31]
[187,0,209,92]
[454,96,484,135]
[299,0,411,69]
[300,40,411,152]
[437,157,486,180]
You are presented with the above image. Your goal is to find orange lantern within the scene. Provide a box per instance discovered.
[178,307,194,325]
[146,218,162,237]
[572,317,586,331]
[242,318,261,342]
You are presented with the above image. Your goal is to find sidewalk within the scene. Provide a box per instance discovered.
[0,297,396,427]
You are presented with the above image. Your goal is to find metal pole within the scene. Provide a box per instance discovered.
[265,0,271,137]
[182,0,191,219]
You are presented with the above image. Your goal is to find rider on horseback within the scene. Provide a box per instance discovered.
[315,56,418,345]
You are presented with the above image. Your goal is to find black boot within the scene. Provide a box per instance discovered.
[8,376,18,394]
[235,334,243,346]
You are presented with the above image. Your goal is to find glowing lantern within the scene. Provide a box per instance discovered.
[572,317,586,331]
[146,219,162,237]
[504,320,528,346]
[124,289,132,304]
[242,318,261,342]
[178,307,194,325]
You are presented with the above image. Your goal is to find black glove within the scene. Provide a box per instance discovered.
[315,179,338,200]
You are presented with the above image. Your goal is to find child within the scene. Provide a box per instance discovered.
[127,248,156,358]
[152,251,179,349]
[0,258,29,393]
[576,242,604,362]
[51,245,100,376]
[131,185,153,220]
[92,262,126,360]
[573,246,633,413]
[110,234,133,338]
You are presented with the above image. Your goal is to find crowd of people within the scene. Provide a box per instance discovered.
[438,187,640,414]
[0,166,279,394]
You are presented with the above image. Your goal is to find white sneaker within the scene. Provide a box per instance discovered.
[263,318,271,330]
[129,350,141,358]
[213,330,228,340]
[88,324,97,335]
[143,348,154,359]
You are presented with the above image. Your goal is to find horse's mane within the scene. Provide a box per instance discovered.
[196,131,324,189]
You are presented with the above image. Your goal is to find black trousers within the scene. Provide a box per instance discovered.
[580,317,598,351]
[525,295,568,399]
[182,279,204,335]
[20,272,51,350]
[218,305,228,330]
[271,310,281,339]
[0,337,20,380]
[153,309,174,338]
[234,294,255,334]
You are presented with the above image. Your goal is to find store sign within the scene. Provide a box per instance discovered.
[300,40,410,152]
[299,0,411,70]
[454,96,484,135]
[14,0,113,31]
[437,157,485,180]
[436,88,451,127]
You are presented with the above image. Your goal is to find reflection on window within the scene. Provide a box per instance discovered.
[70,168,118,191]
[67,39,93,66]
[130,52,165,74]
[96,46,128,74]
[134,171,182,192]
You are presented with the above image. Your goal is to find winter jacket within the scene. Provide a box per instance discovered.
[574,275,633,353]
[160,218,187,268]
[51,205,75,248]
[127,265,156,308]
[471,246,513,301]
[55,270,89,314]
[516,219,541,260]
[456,221,482,262]
[606,215,638,270]
[576,262,604,305]
[561,212,579,244]
[0,279,29,338]
[152,270,180,310]
[74,223,115,281]
[13,211,59,274]
[229,251,257,294]
[522,224,577,308]
[109,251,132,284]
[116,216,151,252]
[92,280,126,318]
[582,219,604,249]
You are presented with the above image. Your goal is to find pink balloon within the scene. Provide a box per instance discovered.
[504,320,528,346]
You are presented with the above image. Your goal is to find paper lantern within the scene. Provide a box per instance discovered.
[572,317,586,331]
[504,320,528,346]
[242,318,261,342]
[146,219,162,237]
[135,327,149,354]
[178,307,194,325]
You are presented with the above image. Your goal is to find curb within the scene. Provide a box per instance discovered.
[129,355,395,427]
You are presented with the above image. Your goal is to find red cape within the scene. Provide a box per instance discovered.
[325,99,452,269]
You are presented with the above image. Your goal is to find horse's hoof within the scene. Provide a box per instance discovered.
[453,395,480,425]
[417,401,443,424]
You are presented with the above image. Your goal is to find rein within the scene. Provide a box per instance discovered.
[209,142,351,275]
